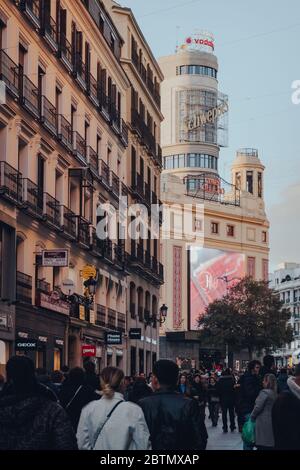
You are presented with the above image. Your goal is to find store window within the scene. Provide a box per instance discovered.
[54,348,62,370]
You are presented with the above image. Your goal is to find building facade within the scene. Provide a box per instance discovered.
[110,2,164,376]
[270,263,300,367]
[0,0,162,374]
[158,35,270,369]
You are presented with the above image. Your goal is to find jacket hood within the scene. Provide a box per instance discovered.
[287,376,300,400]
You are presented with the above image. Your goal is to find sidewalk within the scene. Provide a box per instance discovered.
[206,416,243,450]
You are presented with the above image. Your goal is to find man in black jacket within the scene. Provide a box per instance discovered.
[139,360,208,450]
[272,363,300,449]
[216,369,236,432]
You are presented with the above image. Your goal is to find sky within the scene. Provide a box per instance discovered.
[121,0,300,271]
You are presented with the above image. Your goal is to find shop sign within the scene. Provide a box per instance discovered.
[105,332,122,345]
[37,291,70,316]
[55,339,64,346]
[42,249,69,267]
[82,345,96,357]
[186,100,229,131]
[129,328,142,340]
[79,305,86,321]
[18,332,28,339]
[16,339,37,351]
[38,336,47,343]
[89,309,96,324]
[0,313,7,328]
[61,278,75,296]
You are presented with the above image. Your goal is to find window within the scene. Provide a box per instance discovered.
[235,172,241,190]
[211,222,219,234]
[247,257,256,278]
[262,259,268,282]
[246,171,253,194]
[258,172,263,198]
[262,231,267,243]
[227,225,235,237]
[163,153,217,171]
[195,219,203,232]
[179,65,217,78]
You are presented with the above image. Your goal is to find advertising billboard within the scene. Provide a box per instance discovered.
[189,247,245,330]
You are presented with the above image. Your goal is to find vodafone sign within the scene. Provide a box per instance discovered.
[183,31,215,52]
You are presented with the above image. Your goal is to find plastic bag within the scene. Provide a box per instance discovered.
[242,418,256,445]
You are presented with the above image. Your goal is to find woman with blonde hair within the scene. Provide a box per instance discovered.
[77,367,151,450]
[250,373,277,450]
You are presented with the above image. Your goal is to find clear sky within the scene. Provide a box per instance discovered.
[121,0,300,271]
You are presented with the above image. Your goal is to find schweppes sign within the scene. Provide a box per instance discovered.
[186,100,229,131]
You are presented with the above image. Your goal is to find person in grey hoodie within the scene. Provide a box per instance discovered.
[250,373,277,450]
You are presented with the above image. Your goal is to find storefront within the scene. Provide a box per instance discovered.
[15,296,68,371]
[0,307,15,376]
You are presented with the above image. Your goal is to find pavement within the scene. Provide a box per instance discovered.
[206,415,243,450]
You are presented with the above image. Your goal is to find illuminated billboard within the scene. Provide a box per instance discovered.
[189,247,245,330]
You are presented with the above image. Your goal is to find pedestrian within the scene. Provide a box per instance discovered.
[83,360,99,391]
[59,367,100,431]
[190,374,207,420]
[77,367,151,450]
[49,370,64,396]
[177,374,191,397]
[127,377,153,404]
[250,374,277,450]
[0,356,77,450]
[272,363,300,450]
[238,360,262,450]
[260,355,276,379]
[277,368,289,393]
[217,368,236,433]
[139,360,208,450]
[207,376,220,427]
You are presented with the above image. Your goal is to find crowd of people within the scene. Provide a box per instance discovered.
[0,354,299,450]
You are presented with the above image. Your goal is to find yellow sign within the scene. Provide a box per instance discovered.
[81,264,97,280]
[79,305,86,321]
[89,310,95,324]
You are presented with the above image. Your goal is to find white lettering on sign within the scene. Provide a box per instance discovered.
[186,100,229,131]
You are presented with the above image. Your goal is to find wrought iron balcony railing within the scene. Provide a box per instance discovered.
[96,304,106,327]
[21,75,39,119]
[20,0,40,29]
[0,50,19,99]
[37,278,51,293]
[22,178,44,218]
[117,313,126,333]
[120,119,129,147]
[61,205,77,239]
[43,193,61,229]
[16,271,32,304]
[89,73,99,107]
[87,146,99,174]
[74,54,87,90]
[40,96,57,136]
[111,171,120,197]
[0,161,23,205]
[73,131,86,164]
[107,308,117,330]
[100,160,110,188]
[42,15,58,52]
[59,33,73,72]
[57,114,73,152]
[78,216,91,247]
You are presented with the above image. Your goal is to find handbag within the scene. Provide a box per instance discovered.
[91,400,123,450]
[242,418,256,445]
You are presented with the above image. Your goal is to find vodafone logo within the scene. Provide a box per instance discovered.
[185,35,215,51]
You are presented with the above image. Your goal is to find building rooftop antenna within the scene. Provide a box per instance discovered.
[175,25,180,53]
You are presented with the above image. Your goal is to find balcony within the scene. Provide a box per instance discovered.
[131,108,144,138]
[144,182,151,206]
[57,115,73,152]
[74,55,87,91]
[78,216,91,248]
[155,144,163,167]
[138,306,144,322]
[37,278,51,293]
[120,119,129,147]
[0,50,19,99]
[0,162,23,205]
[99,88,110,122]
[114,242,125,270]
[158,262,164,282]
[96,304,106,327]
[59,33,73,73]
[21,75,39,119]
[102,239,113,263]
[144,309,151,324]
[144,250,152,270]
[73,132,86,165]
[43,193,61,230]
[90,227,103,257]
[22,178,44,218]
[16,271,32,304]
[20,0,40,30]
[100,160,110,190]
[117,313,126,333]
[111,171,119,198]
[110,103,121,135]
[89,73,99,108]
[87,146,99,175]
[40,96,57,136]
[130,302,136,319]
[151,257,158,276]
[41,15,58,53]
[131,173,144,201]
[61,206,77,240]
[107,308,117,330]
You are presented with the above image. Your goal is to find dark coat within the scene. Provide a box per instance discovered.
[59,381,100,431]
[85,372,99,391]
[216,376,235,405]
[207,383,220,404]
[237,371,262,415]
[277,373,289,393]
[190,382,207,406]
[139,389,208,450]
[0,386,77,450]
[272,378,300,450]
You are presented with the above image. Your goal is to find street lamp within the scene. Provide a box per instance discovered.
[83,277,97,304]
[159,304,168,325]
